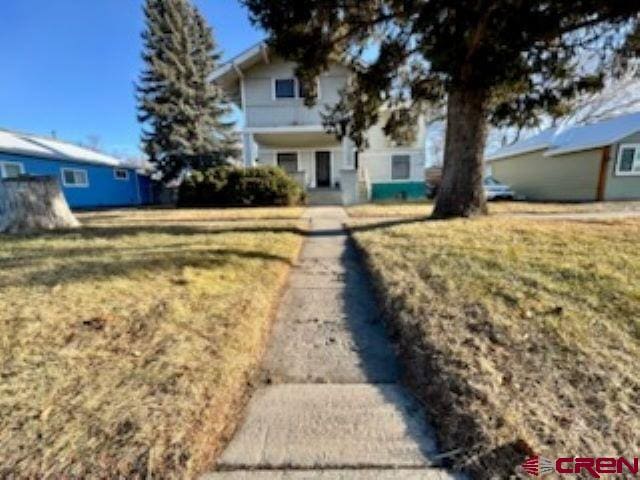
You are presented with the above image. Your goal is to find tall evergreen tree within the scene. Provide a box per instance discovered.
[137,0,238,181]
[242,0,640,218]
[189,7,239,167]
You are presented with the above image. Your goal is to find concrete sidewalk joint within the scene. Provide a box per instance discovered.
[206,207,460,479]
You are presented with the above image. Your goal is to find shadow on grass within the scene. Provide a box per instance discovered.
[299,220,485,471]
[2,223,307,241]
[343,221,531,479]
[347,216,434,234]
[301,217,431,239]
[77,215,304,223]
[1,248,295,288]
[394,315,531,477]
[0,223,306,288]
[2,216,434,298]
[77,224,309,239]
[0,224,300,242]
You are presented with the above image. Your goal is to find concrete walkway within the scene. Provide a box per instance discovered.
[203,207,458,480]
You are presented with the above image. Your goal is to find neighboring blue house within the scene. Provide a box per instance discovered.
[0,129,151,209]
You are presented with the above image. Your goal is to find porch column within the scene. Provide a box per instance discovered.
[242,132,255,167]
[341,136,353,169]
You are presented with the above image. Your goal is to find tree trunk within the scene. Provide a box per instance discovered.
[0,176,80,234]
[432,87,489,218]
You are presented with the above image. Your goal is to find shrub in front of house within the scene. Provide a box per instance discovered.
[178,166,305,207]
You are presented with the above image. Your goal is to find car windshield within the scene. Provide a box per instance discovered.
[484,176,501,186]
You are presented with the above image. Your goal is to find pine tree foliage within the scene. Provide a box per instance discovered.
[138,0,238,181]
[190,9,238,159]
[242,0,640,218]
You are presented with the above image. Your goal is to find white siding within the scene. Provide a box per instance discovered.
[242,56,426,188]
[365,115,426,151]
[360,150,424,183]
[359,113,426,183]
[243,58,348,128]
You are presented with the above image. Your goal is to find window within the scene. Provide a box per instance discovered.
[0,161,24,178]
[616,144,640,176]
[391,155,411,180]
[274,78,296,99]
[114,168,129,180]
[61,168,89,187]
[277,152,298,174]
[274,78,320,99]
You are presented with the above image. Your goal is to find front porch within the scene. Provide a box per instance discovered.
[242,126,371,205]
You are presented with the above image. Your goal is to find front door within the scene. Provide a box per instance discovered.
[315,151,331,187]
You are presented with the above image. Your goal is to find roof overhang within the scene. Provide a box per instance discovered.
[212,41,269,91]
[244,125,326,134]
[543,132,634,156]
[0,130,129,168]
[485,144,550,162]
[0,149,134,168]
[486,113,640,162]
[213,41,354,102]
[245,126,339,149]
[544,145,604,157]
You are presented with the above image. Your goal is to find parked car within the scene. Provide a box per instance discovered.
[484,176,515,200]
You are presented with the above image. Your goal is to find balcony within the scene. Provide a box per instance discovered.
[245,104,324,129]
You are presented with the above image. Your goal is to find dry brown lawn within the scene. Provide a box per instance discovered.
[351,216,640,478]
[76,206,305,224]
[347,200,640,218]
[0,208,304,478]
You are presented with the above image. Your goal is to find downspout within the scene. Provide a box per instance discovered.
[596,146,610,202]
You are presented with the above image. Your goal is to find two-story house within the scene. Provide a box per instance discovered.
[212,42,426,204]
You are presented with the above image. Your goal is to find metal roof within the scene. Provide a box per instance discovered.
[0,129,132,167]
[486,112,640,161]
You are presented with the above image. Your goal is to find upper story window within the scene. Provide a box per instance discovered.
[114,168,129,180]
[0,160,25,179]
[273,78,319,100]
[62,168,89,187]
[274,78,296,99]
[616,143,640,176]
[391,155,411,180]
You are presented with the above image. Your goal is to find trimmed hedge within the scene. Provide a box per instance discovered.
[177,166,305,207]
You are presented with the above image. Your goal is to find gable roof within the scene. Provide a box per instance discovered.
[212,41,354,90]
[485,128,556,161]
[212,41,270,89]
[486,111,640,161]
[0,129,131,168]
[545,112,640,156]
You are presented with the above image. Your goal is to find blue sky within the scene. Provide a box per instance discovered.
[0,0,264,159]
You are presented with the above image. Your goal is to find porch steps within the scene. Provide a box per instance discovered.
[307,188,342,205]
